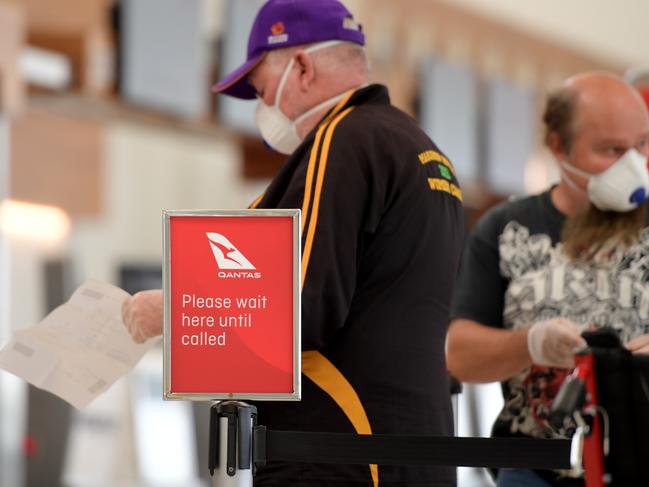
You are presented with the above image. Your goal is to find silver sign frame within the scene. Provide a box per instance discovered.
[163,209,301,401]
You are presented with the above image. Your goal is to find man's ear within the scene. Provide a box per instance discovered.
[547,132,567,161]
[294,51,316,93]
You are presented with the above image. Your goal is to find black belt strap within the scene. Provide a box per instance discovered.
[254,428,572,470]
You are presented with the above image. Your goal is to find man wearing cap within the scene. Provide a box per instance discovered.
[122,0,464,485]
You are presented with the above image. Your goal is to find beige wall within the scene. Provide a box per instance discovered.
[69,120,267,286]
[0,0,110,34]
[0,2,25,114]
[10,109,103,217]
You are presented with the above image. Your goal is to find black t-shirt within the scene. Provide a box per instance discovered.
[252,84,465,486]
[452,190,564,330]
[451,189,649,442]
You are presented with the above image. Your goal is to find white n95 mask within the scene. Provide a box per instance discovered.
[561,148,649,212]
[254,41,347,155]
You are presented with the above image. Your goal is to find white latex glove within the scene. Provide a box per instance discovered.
[121,289,163,343]
[527,318,587,369]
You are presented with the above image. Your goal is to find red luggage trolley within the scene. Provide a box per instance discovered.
[552,330,649,487]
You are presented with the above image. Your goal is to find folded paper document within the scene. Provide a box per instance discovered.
[0,280,153,409]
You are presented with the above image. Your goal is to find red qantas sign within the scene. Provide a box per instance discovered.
[165,212,299,399]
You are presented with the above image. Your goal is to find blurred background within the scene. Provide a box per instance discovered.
[0,0,647,486]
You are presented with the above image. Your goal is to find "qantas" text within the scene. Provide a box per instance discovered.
[218,271,261,279]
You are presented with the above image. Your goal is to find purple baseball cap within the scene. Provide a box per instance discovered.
[212,0,365,99]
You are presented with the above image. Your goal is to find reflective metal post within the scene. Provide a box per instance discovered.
[0,111,26,487]
[208,401,257,487]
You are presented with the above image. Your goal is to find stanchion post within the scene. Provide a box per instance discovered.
[208,401,257,487]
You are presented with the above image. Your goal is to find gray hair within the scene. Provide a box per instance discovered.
[266,41,370,77]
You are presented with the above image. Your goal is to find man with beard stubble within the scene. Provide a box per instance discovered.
[446,72,649,487]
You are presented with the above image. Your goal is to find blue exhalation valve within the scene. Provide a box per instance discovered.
[629,187,647,205]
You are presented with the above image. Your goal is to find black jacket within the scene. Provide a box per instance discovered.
[253,84,465,486]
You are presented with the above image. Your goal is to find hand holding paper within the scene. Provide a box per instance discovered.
[122,289,164,343]
[0,280,153,409]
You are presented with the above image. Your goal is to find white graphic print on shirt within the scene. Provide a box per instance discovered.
[497,221,649,438]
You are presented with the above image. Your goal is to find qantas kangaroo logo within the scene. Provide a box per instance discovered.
[206,233,261,278]
[206,233,255,269]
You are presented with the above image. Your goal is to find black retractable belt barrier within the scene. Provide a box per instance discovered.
[209,402,574,486]
[253,427,572,470]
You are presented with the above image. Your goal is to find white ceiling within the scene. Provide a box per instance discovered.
[440,0,649,69]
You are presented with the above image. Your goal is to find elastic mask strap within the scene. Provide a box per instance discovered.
[272,40,344,108]
[303,40,344,54]
[273,57,295,107]
[560,165,587,194]
[560,161,592,179]
[294,91,349,125]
